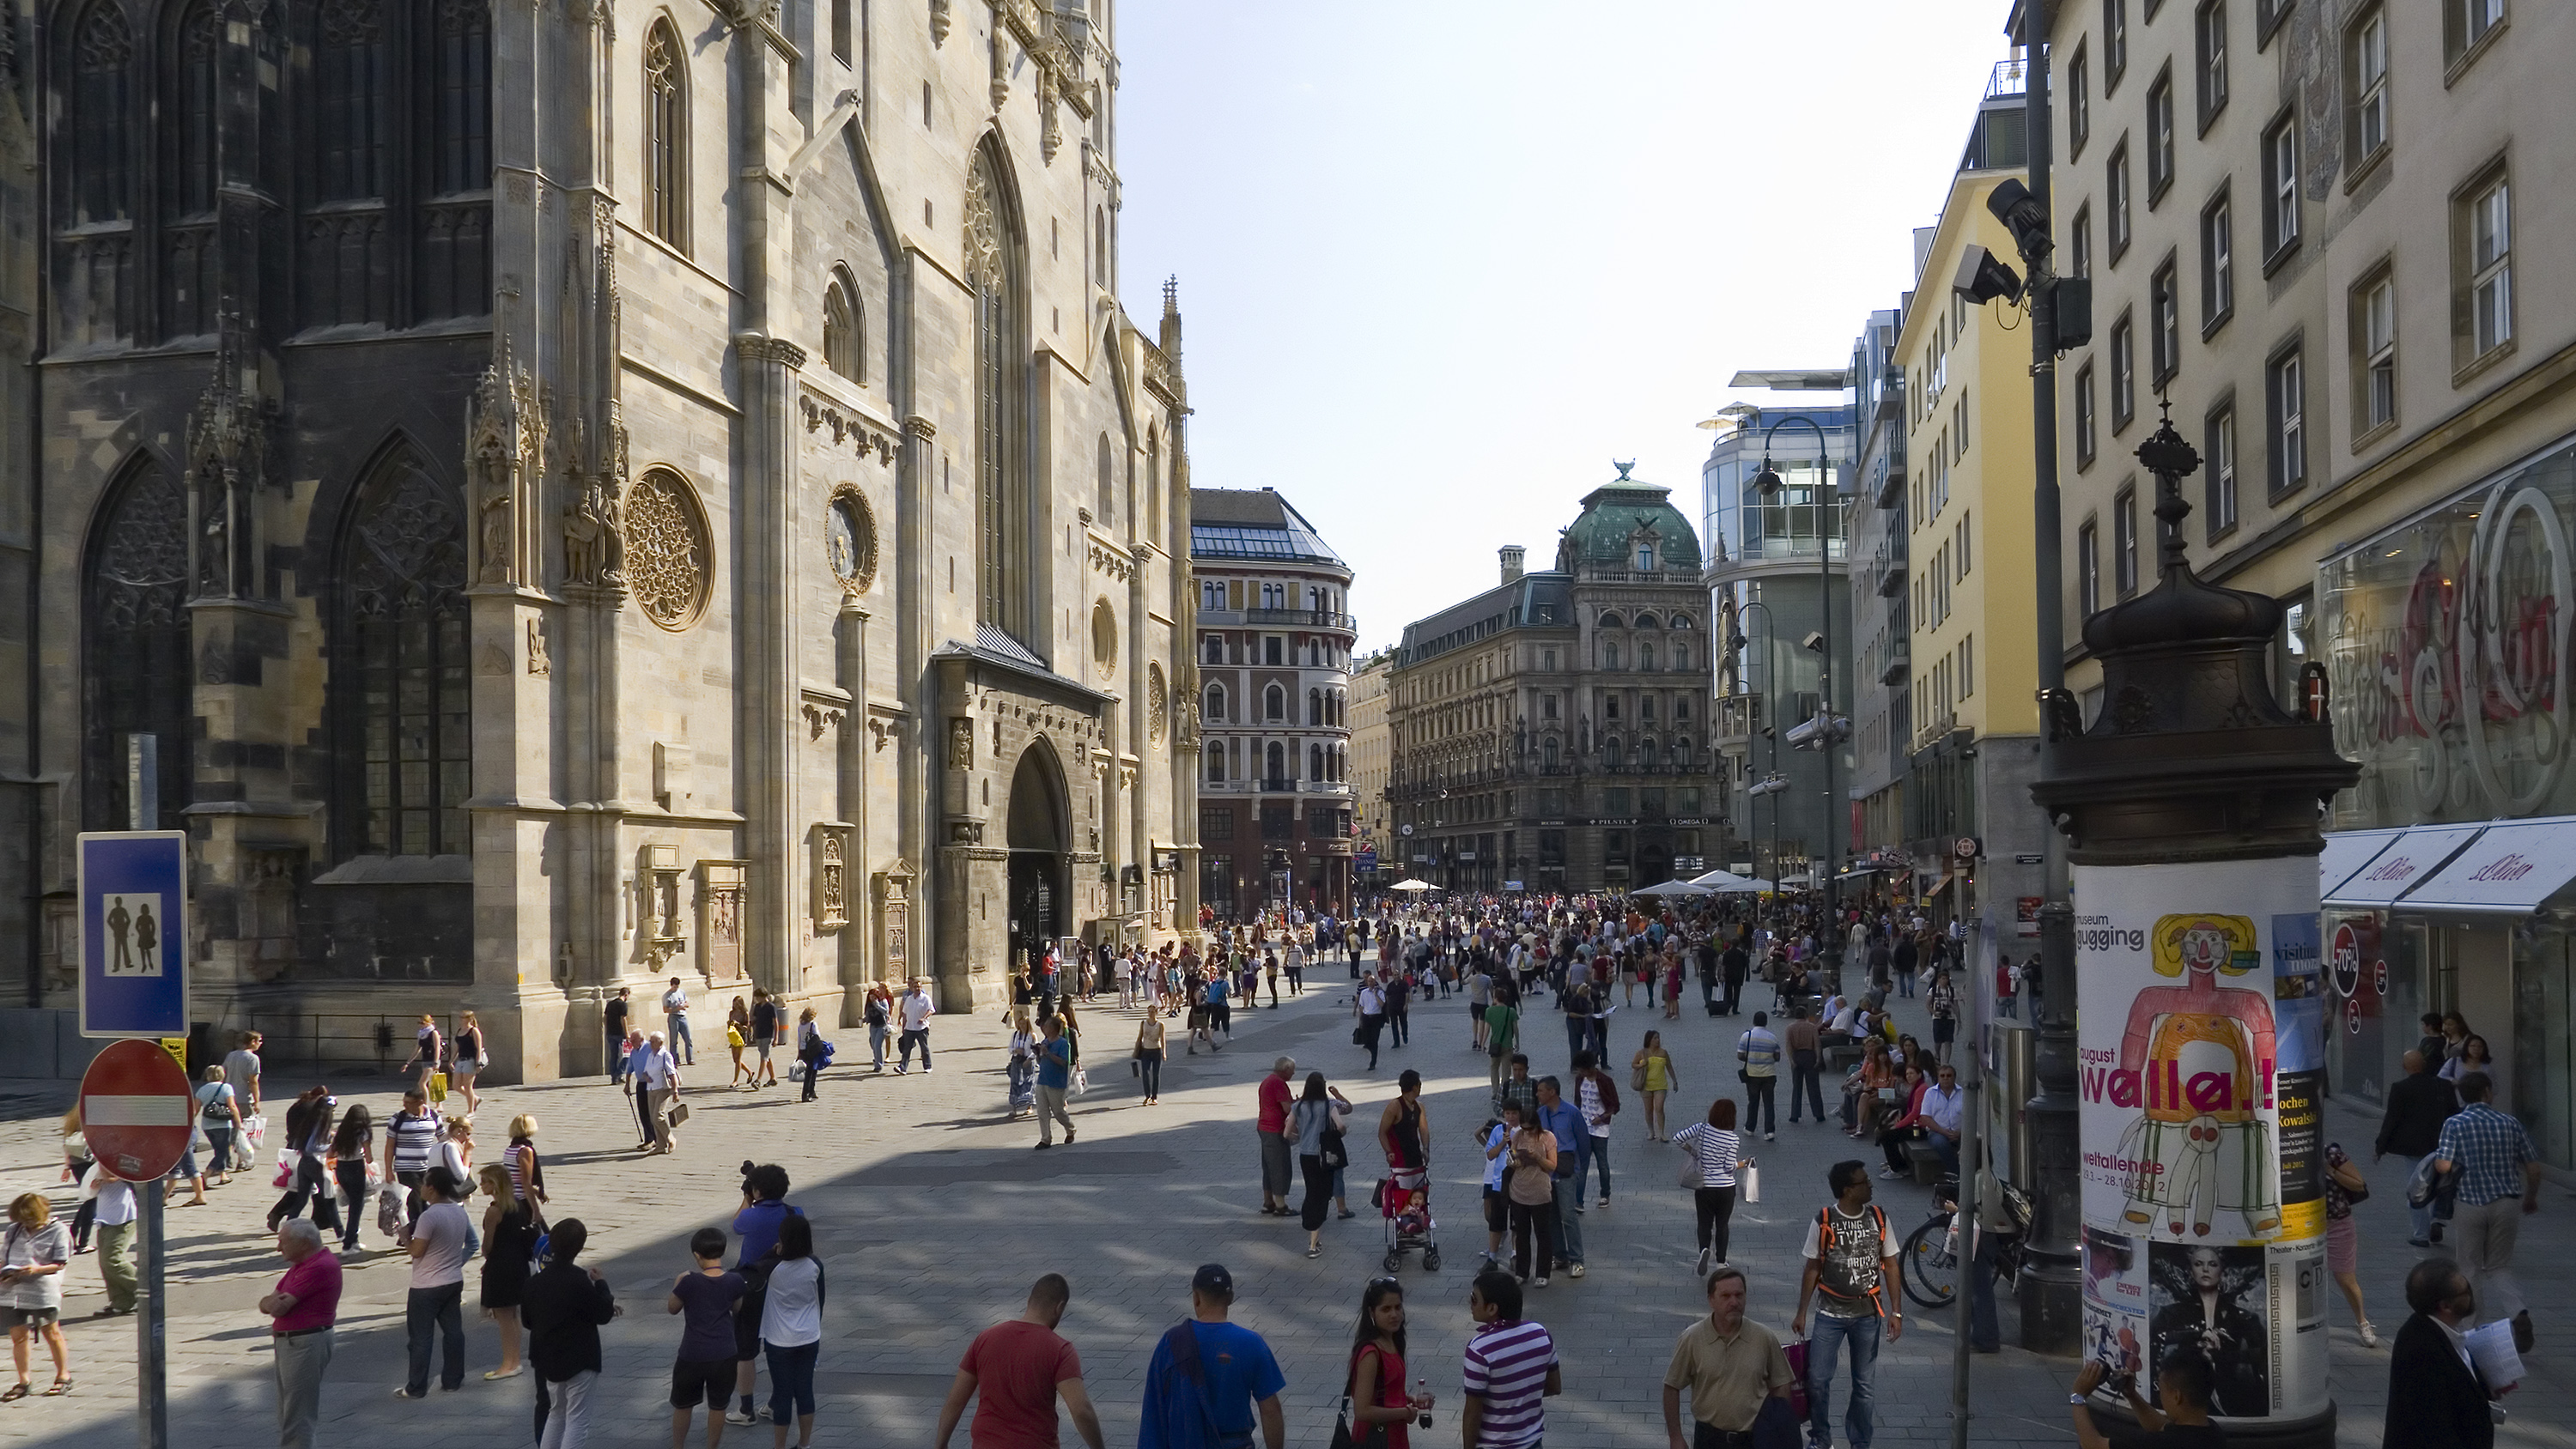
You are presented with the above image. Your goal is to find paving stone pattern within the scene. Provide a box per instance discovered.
[2,969,2571,1446]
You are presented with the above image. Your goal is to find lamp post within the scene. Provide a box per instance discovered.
[1731,597,1784,886]
[1752,415,1846,981]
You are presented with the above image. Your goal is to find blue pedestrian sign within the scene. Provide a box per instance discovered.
[78,831,189,1039]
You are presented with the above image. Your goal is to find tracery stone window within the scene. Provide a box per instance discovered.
[83,463,193,830]
[823,268,860,380]
[300,0,487,326]
[162,3,220,337]
[417,0,491,318]
[625,468,711,630]
[644,21,689,252]
[64,1,136,343]
[965,144,1028,640]
[337,446,470,858]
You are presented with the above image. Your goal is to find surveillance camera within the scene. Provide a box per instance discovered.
[1801,632,1826,652]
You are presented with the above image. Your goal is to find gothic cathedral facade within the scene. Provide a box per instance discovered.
[3,0,1201,1077]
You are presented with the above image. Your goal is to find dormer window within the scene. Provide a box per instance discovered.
[1636,543,1656,571]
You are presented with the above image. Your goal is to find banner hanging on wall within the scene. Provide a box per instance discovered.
[2074,858,2329,1425]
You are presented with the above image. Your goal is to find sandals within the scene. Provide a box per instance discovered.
[2,1384,28,1403]
[46,1377,72,1397]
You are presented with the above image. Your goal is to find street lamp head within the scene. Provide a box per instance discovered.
[1753,458,1784,497]
[1801,632,1826,654]
[1984,177,2054,264]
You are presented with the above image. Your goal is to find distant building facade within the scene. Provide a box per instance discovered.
[1391,470,1717,894]
[1348,652,1393,887]
[1188,488,1356,918]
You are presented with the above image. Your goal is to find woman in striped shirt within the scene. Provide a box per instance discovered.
[1672,1098,1747,1276]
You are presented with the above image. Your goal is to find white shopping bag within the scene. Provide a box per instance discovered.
[1741,1164,1761,1203]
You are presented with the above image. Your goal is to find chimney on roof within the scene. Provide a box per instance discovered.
[1498,545,1526,585]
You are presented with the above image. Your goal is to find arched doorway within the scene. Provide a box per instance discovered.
[1005,743,1069,973]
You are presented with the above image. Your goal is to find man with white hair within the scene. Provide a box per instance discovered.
[636,1031,683,1155]
[259,1218,342,1449]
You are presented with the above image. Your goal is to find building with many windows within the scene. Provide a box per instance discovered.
[2032,0,2576,1153]
[1348,652,1393,886]
[1390,470,1717,894]
[1188,488,1357,918]
[3,0,1204,1076]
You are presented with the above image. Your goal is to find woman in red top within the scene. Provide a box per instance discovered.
[1346,1277,1432,1448]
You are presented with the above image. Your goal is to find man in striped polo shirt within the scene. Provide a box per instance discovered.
[1462,1269,1559,1449]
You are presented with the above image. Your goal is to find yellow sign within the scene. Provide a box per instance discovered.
[160,1036,188,1070]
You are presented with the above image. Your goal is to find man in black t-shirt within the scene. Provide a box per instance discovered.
[2071,1352,2227,1447]
[605,989,633,1084]
[749,988,781,1089]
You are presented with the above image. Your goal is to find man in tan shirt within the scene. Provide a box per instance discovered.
[1783,1007,1826,1125]
[1662,1265,1795,1448]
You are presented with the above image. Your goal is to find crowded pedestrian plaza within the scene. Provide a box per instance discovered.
[3,900,2571,1447]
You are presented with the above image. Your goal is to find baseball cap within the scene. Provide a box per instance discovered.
[1191,1263,1233,1298]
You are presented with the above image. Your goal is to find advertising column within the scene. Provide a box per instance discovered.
[2073,860,2328,1424]
[2030,417,2354,1446]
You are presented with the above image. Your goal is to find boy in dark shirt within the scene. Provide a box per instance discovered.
[669,1228,748,1449]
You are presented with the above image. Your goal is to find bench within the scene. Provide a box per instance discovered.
[1905,1139,1946,1186]
[1824,1041,1868,1072]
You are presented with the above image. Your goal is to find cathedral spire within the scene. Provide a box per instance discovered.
[1159,276,1182,367]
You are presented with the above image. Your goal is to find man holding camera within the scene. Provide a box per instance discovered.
[726,1163,804,1427]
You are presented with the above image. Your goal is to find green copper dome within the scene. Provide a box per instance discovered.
[1554,462,1704,573]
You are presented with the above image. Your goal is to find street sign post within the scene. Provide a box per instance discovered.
[80,1038,188,1449]
[76,831,190,1040]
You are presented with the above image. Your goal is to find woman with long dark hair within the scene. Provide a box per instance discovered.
[1345,1277,1431,1448]
[1291,1072,1353,1258]
[266,1087,342,1236]
[1672,1097,1746,1275]
[329,1104,374,1252]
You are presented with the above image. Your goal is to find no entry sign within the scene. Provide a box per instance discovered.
[80,1038,194,1181]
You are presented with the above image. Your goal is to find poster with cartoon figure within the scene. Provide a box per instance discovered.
[2075,858,2328,1425]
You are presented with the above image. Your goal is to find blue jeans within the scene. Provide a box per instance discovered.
[405,1282,465,1394]
[1969,1230,2003,1351]
[1897,971,1915,997]
[1807,1309,1882,1447]
[1549,1173,1584,1264]
[1577,1135,1610,1204]
[765,1339,819,1422]
[868,1022,890,1070]
[668,1014,695,1063]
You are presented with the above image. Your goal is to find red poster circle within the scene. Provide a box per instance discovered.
[2347,997,2364,1034]
[2373,960,2390,998]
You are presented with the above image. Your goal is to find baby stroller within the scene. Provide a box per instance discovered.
[1376,1164,1441,1273]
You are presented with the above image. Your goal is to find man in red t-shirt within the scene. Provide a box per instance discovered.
[1256,1057,1297,1216]
[933,1274,1103,1449]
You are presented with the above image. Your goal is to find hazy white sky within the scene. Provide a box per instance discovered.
[1115,0,2020,652]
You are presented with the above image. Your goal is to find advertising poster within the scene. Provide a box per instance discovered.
[2074,858,2329,1423]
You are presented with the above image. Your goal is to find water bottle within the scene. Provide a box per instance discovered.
[1416,1377,1431,1429]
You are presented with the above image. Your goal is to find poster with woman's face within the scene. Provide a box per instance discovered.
[2148,1243,2271,1418]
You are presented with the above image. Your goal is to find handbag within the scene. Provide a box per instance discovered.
[427,1071,450,1104]
[1676,1149,1700,1190]
[667,1099,693,1128]
[1326,1395,1387,1449]
[1741,1163,1761,1203]
[1631,1062,1648,1092]
[2333,1159,2371,1203]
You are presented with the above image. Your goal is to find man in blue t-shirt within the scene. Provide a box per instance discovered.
[1140,1264,1285,1449]
[1203,972,1230,1038]
[1035,1017,1078,1149]
[727,1164,803,1425]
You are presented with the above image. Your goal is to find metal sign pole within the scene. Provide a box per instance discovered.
[1950,919,1986,1449]
[138,1188,167,1449]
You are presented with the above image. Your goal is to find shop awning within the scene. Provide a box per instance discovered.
[2323,824,2484,907]
[2317,828,2408,899]
[2392,815,2576,912]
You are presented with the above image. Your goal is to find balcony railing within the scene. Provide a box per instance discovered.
[1194,606,1358,633]
[1880,643,1911,686]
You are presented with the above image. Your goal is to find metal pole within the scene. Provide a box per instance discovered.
[2018,1,2083,1352]
[1818,439,1840,982]
[138,1187,167,1449]
[1950,913,1986,1449]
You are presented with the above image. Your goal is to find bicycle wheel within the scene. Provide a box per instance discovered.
[1901,1214,1959,1310]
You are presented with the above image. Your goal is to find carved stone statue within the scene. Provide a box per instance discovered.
[564,488,605,585]
[949,718,975,770]
[480,488,514,585]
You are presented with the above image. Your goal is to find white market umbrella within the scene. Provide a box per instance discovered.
[1690,869,1753,889]
[1708,876,1775,893]
[1631,879,1715,897]
[1388,878,1439,893]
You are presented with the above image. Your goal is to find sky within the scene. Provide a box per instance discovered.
[1115,0,2021,653]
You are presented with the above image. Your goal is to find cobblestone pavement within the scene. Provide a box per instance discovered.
[3,968,2573,1447]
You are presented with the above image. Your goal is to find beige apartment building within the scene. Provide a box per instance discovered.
[2041,0,2576,1149]
[1349,653,1394,882]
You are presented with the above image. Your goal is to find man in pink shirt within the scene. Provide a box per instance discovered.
[259,1220,343,1449]
[1257,1058,1297,1216]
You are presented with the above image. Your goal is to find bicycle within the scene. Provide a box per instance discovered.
[1899,1177,2031,1311]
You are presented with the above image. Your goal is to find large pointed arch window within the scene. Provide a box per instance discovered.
[72,2,133,225]
[315,0,385,202]
[644,21,689,252]
[965,145,1027,640]
[158,2,222,337]
[82,463,192,830]
[335,446,471,858]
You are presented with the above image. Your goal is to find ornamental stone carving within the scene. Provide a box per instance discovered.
[1147,664,1168,747]
[826,487,878,595]
[625,470,711,629]
[963,162,1004,294]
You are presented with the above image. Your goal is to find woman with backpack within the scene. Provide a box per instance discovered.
[1291,1073,1353,1258]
